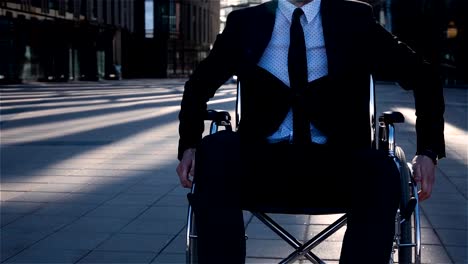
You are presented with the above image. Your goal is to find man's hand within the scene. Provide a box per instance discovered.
[176,148,196,188]
[411,155,437,201]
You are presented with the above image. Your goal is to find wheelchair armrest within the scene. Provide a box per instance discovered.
[205,109,231,123]
[205,109,232,133]
[379,111,405,124]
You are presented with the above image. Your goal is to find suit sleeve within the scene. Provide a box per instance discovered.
[368,9,446,160]
[177,12,240,160]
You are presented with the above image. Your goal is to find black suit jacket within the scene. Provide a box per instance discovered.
[178,0,445,161]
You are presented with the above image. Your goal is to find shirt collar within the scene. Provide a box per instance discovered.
[279,0,321,24]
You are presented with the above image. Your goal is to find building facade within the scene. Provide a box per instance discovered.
[390,0,467,85]
[164,0,220,77]
[0,0,221,82]
[0,0,147,83]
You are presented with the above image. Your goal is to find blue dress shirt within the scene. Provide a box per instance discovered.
[258,0,328,144]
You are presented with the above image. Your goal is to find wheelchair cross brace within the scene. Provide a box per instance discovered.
[252,212,348,264]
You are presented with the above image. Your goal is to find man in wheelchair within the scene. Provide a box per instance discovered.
[176,0,445,263]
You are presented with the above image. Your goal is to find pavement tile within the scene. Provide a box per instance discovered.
[169,186,192,197]
[420,213,432,228]
[72,183,130,194]
[103,193,165,206]
[154,195,189,207]
[136,206,187,221]
[67,169,123,177]
[88,175,143,186]
[3,248,88,263]
[121,218,186,235]
[140,176,184,187]
[446,246,468,264]
[0,191,26,202]
[0,182,46,192]
[246,238,300,259]
[27,175,96,184]
[30,182,84,192]
[30,231,112,251]
[307,214,345,225]
[306,224,346,242]
[245,223,308,241]
[421,227,444,245]
[58,192,116,204]
[426,214,468,230]
[151,253,185,264]
[428,192,467,203]
[31,203,97,217]
[0,229,52,261]
[95,233,172,253]
[436,229,468,247]
[449,177,468,197]
[5,191,71,203]
[420,244,453,263]
[85,204,148,219]
[309,241,342,261]
[59,216,131,233]
[0,213,24,227]
[0,201,45,214]
[8,168,72,178]
[422,202,468,217]
[77,250,157,263]
[438,163,468,178]
[159,234,186,255]
[123,183,178,195]
[1,214,77,233]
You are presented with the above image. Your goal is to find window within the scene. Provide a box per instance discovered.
[169,0,176,34]
[145,0,154,38]
[48,0,58,10]
[80,0,87,16]
[58,0,66,15]
[67,0,73,13]
[31,0,41,8]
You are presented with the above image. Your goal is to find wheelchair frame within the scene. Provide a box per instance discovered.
[185,76,421,264]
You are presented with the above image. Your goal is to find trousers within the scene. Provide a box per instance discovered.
[191,130,401,264]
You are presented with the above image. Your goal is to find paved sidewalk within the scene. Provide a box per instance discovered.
[0,79,466,263]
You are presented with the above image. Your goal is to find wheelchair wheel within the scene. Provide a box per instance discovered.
[394,146,421,264]
[186,202,198,264]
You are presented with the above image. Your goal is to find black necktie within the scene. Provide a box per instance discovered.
[288,8,311,144]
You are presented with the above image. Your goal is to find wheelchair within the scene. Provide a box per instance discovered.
[185,76,422,264]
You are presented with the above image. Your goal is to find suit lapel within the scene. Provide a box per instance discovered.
[243,1,277,67]
[321,0,342,78]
